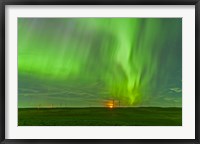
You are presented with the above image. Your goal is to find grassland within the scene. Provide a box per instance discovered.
[18,107,182,126]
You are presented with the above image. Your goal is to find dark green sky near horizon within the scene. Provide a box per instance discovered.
[18,18,182,108]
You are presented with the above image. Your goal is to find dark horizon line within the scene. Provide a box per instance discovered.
[18,106,182,109]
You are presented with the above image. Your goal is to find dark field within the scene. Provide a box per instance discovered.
[18,107,182,126]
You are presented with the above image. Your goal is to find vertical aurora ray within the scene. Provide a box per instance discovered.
[18,18,182,107]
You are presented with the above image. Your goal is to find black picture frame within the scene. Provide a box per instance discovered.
[0,0,199,143]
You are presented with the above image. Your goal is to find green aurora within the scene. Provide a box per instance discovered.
[18,18,182,108]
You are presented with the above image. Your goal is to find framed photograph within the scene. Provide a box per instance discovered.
[0,0,199,143]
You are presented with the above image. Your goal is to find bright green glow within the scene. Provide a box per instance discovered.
[18,18,182,107]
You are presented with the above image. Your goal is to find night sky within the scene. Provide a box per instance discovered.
[18,18,182,108]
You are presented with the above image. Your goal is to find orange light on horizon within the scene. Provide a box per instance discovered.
[105,99,121,108]
[109,105,113,108]
[106,100,114,108]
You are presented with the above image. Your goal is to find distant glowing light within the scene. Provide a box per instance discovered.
[106,100,115,108]
[109,105,113,108]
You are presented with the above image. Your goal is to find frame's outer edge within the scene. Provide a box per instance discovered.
[195,1,200,144]
[0,1,199,144]
[0,0,199,5]
[0,0,5,144]
[0,139,199,144]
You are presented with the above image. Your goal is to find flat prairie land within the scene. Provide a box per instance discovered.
[18,107,182,126]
